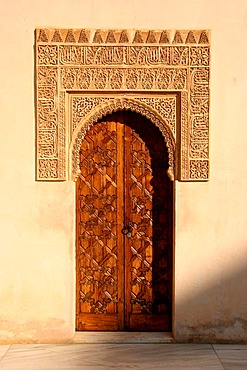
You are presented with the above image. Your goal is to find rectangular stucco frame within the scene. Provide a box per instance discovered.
[35,29,210,181]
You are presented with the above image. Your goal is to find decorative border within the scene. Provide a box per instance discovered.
[35,29,210,181]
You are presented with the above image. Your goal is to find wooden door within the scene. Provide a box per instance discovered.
[76,111,173,331]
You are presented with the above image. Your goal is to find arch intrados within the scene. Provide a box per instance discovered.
[69,98,176,181]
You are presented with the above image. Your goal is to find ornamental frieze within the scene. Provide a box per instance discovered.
[35,29,210,181]
[37,45,191,66]
[60,68,187,90]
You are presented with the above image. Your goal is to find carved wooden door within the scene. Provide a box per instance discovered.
[76,111,173,331]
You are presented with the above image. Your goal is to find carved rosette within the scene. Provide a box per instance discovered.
[35,28,210,181]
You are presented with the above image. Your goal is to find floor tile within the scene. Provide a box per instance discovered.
[213,344,247,350]
[214,348,247,369]
[10,344,223,369]
[0,345,10,361]
[1,343,242,370]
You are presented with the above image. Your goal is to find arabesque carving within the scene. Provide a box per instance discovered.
[35,28,210,181]
[69,98,175,181]
[71,96,176,134]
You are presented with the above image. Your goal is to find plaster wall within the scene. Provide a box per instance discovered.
[0,0,247,342]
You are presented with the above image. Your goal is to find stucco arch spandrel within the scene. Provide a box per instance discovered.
[69,98,176,182]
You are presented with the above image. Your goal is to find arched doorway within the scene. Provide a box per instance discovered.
[76,110,173,331]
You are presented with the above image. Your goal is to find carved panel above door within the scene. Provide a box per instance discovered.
[35,29,210,181]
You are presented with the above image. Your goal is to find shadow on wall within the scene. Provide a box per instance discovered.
[174,251,247,343]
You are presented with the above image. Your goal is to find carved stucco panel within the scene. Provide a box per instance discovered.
[71,96,177,135]
[60,67,188,91]
[69,97,176,181]
[35,29,210,181]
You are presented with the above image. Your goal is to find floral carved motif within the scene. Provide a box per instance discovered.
[70,98,175,182]
[35,29,210,181]
[190,160,209,179]
[38,159,58,178]
[60,68,187,90]
[71,96,176,134]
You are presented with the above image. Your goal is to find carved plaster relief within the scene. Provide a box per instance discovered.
[35,29,210,181]
[69,96,176,181]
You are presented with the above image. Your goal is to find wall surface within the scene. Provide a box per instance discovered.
[0,0,247,343]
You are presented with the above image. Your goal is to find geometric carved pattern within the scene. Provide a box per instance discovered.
[129,129,154,314]
[35,29,210,181]
[127,116,173,320]
[76,112,173,331]
[77,122,118,316]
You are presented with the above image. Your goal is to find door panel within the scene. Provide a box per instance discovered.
[76,121,124,330]
[76,111,173,331]
[124,115,172,331]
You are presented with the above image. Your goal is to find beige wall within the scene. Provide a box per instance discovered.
[0,0,247,342]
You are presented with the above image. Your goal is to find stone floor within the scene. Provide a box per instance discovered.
[0,343,247,369]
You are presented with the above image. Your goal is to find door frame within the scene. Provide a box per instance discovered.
[35,28,210,182]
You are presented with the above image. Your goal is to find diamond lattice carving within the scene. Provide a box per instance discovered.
[128,119,172,316]
[77,122,119,315]
[76,111,173,331]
